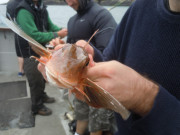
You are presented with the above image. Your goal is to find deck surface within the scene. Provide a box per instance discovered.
[0,73,73,135]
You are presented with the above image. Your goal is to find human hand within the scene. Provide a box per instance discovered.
[57,28,68,38]
[76,40,94,57]
[49,37,65,47]
[85,60,159,116]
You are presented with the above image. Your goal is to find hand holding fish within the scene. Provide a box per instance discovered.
[1,15,130,119]
[49,37,65,48]
[85,60,159,116]
[75,39,159,116]
[76,40,94,57]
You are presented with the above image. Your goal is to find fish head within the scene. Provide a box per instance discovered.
[46,43,89,88]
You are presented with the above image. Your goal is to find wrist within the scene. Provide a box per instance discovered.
[57,32,62,39]
[131,76,159,116]
[53,32,59,38]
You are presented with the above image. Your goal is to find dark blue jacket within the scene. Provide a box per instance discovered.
[94,0,180,134]
[67,0,117,52]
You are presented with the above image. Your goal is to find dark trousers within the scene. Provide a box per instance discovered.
[24,58,46,113]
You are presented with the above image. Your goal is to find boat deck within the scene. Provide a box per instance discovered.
[0,73,73,135]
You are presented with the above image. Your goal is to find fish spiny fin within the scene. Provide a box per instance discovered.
[87,29,99,45]
[30,56,47,65]
[0,15,51,58]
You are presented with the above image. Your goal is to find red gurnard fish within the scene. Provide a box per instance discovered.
[0,15,130,120]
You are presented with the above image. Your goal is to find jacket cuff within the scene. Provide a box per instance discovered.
[53,32,59,38]
[92,45,104,62]
[131,86,180,133]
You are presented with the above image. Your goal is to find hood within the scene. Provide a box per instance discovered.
[24,0,44,9]
[16,0,23,2]
[77,0,92,14]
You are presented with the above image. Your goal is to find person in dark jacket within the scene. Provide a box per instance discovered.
[74,0,180,134]
[15,0,67,116]
[64,0,117,135]
[6,0,24,77]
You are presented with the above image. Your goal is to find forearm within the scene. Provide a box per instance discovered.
[17,9,56,44]
[30,31,56,44]
[130,75,159,116]
[130,86,180,134]
[108,63,160,116]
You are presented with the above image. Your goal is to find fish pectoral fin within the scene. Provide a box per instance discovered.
[70,88,86,102]
[84,78,130,120]
[29,42,51,59]
[30,56,46,65]
[0,15,51,59]
[74,87,91,102]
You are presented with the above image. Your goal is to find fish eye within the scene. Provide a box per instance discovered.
[85,61,89,66]
[84,57,90,67]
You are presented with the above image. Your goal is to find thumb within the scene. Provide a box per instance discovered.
[54,44,65,50]
[85,62,106,81]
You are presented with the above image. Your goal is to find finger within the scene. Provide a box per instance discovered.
[84,44,94,56]
[54,44,65,50]
[59,39,65,44]
[88,54,95,67]
[49,39,56,46]
[86,61,112,80]
[76,40,94,56]
[85,64,104,81]
[76,40,87,48]
[49,41,53,46]
[55,37,60,44]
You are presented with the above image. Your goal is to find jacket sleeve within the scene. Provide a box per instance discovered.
[92,19,121,62]
[131,86,180,134]
[95,5,135,62]
[93,3,180,134]
[94,42,180,133]
[93,23,122,62]
[16,9,57,44]
[91,8,117,53]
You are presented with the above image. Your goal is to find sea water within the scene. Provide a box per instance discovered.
[0,5,129,27]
